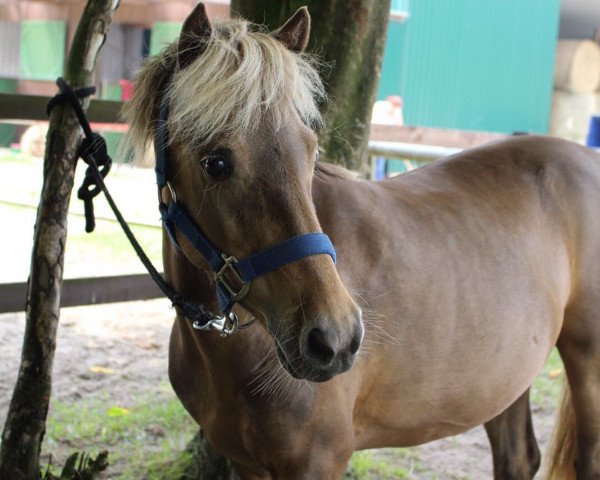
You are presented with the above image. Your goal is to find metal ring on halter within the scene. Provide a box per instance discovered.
[193,312,239,337]
[167,181,177,203]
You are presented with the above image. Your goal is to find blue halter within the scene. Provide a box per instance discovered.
[155,97,336,314]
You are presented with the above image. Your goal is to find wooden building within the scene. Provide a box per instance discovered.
[0,0,229,146]
[0,0,229,96]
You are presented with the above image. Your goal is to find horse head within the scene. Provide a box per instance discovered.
[125,4,363,382]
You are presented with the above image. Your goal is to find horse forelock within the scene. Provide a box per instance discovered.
[123,17,326,162]
[121,43,178,163]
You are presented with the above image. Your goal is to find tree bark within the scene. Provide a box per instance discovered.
[231,0,391,171]
[183,431,239,480]
[0,2,118,479]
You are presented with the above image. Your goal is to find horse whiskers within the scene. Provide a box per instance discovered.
[347,287,371,306]
[347,290,402,347]
[250,355,285,394]
[272,301,303,339]
[360,337,385,346]
[298,292,307,328]
[362,322,403,346]
[348,289,388,323]
[251,356,306,403]
[248,332,305,403]
[250,349,275,375]
[249,301,306,401]
[354,347,372,361]
[349,286,396,305]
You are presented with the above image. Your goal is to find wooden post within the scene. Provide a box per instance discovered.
[0,1,118,478]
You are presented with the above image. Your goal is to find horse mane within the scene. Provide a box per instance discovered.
[122,17,326,161]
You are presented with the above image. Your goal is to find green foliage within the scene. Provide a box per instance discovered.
[530,347,564,409]
[43,451,109,480]
[0,148,34,164]
[347,450,412,479]
[43,388,197,479]
[0,148,162,280]
[64,216,162,273]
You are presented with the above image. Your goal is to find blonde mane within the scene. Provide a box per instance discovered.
[123,17,326,160]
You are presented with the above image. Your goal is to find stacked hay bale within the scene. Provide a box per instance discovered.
[550,40,600,143]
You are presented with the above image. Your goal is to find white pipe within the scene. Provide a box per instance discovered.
[367,141,462,162]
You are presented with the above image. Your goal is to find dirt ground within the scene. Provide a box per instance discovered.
[0,299,560,479]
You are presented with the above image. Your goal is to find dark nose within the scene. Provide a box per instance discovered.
[301,318,363,371]
[306,327,337,367]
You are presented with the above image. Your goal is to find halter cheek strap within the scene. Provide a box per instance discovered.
[155,97,336,314]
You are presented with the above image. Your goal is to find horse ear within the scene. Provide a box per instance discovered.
[178,3,212,70]
[273,6,311,53]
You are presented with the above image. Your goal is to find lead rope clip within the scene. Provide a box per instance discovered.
[193,312,239,337]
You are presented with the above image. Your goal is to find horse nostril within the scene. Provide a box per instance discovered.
[306,327,336,366]
[349,335,361,355]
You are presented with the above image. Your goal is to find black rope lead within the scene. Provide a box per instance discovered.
[46,77,222,328]
[48,78,112,233]
[78,131,112,233]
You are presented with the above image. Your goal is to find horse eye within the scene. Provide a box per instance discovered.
[201,151,233,181]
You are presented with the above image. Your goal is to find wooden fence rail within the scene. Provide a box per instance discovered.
[0,92,505,315]
[0,274,163,314]
[0,93,124,124]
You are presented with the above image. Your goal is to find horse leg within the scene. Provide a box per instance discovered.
[556,331,600,479]
[230,461,271,480]
[484,388,541,479]
[276,452,352,480]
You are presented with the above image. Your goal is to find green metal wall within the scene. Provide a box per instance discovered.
[19,20,66,81]
[0,78,17,147]
[378,0,561,134]
[150,22,182,56]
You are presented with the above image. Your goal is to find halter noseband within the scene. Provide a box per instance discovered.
[154,96,336,316]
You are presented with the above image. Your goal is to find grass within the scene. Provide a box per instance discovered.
[43,383,197,479]
[0,202,162,281]
[347,450,413,479]
[64,213,163,275]
[0,148,163,281]
[0,147,37,164]
[530,347,564,410]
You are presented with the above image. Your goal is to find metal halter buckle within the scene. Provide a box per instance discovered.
[193,312,239,337]
[158,181,177,205]
[215,254,251,301]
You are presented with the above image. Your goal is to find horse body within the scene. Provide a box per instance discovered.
[124,5,600,478]
[167,135,598,478]
[323,136,575,448]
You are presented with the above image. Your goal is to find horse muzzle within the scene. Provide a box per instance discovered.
[275,308,364,382]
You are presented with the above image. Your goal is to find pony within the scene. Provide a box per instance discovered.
[124,4,600,479]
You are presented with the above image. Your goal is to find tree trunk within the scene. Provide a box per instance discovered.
[183,431,239,480]
[231,0,391,171]
[0,2,118,478]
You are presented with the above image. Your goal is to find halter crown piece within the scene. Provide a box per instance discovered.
[155,94,337,318]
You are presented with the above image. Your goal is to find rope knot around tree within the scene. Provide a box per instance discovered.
[47,78,113,234]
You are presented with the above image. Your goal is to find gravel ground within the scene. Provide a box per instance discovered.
[0,151,561,478]
[0,300,559,479]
